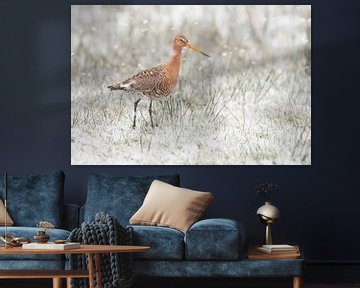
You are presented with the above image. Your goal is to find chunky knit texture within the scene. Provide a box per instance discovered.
[69,212,134,288]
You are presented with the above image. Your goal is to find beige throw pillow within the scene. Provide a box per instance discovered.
[130,180,213,233]
[0,199,14,226]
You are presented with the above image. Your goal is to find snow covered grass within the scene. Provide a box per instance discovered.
[71,5,311,165]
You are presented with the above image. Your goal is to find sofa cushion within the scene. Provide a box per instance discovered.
[84,174,180,225]
[130,225,184,260]
[0,227,70,261]
[0,171,64,227]
[133,258,304,277]
[184,218,245,260]
[130,180,213,233]
[0,199,14,226]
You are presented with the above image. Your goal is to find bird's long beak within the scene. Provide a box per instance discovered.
[187,43,210,57]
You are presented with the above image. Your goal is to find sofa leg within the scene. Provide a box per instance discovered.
[53,278,62,288]
[293,276,302,288]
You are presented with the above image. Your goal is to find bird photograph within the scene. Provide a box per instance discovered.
[107,35,210,129]
[71,5,311,165]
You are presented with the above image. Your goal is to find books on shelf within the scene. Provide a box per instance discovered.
[257,244,299,254]
[22,242,81,250]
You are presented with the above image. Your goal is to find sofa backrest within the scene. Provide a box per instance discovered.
[63,203,80,231]
[82,173,180,226]
[0,170,65,228]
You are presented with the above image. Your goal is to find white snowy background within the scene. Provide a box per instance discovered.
[71,5,311,165]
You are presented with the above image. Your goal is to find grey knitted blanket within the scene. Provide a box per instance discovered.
[68,212,134,288]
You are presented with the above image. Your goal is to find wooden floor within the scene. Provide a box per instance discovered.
[0,279,360,288]
[305,285,360,288]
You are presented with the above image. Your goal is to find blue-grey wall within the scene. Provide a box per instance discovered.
[0,0,359,265]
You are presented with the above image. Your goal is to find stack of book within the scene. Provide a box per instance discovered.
[22,242,80,250]
[248,244,300,259]
[257,244,299,254]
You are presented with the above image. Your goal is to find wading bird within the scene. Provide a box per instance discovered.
[107,35,210,128]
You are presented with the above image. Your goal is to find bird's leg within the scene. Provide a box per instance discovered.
[133,98,141,129]
[149,100,154,128]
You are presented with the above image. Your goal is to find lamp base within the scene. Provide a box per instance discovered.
[265,223,272,245]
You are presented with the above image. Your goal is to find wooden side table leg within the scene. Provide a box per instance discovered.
[88,253,95,288]
[53,278,62,288]
[293,276,302,288]
[95,253,102,288]
[66,277,72,288]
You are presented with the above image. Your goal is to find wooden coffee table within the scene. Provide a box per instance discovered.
[0,244,150,288]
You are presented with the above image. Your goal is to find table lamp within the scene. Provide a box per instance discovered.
[2,171,9,248]
[256,201,280,245]
[1,173,31,248]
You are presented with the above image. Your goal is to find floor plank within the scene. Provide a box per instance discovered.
[1,279,360,288]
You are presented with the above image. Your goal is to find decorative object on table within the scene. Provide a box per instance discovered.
[69,212,135,288]
[248,245,300,260]
[254,181,280,245]
[33,230,50,243]
[54,239,67,244]
[33,220,55,243]
[0,234,31,247]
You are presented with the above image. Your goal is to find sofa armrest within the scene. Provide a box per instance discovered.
[63,204,80,231]
[184,218,246,260]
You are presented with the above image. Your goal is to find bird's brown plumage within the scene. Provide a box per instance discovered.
[108,35,209,128]
[108,65,172,98]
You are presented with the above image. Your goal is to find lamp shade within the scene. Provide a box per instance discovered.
[256,201,280,221]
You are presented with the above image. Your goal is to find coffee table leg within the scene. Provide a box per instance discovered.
[66,277,72,288]
[52,278,62,288]
[95,253,102,288]
[293,276,302,288]
[88,253,95,288]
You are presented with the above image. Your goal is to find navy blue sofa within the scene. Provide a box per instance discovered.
[0,171,303,287]
[80,173,304,284]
